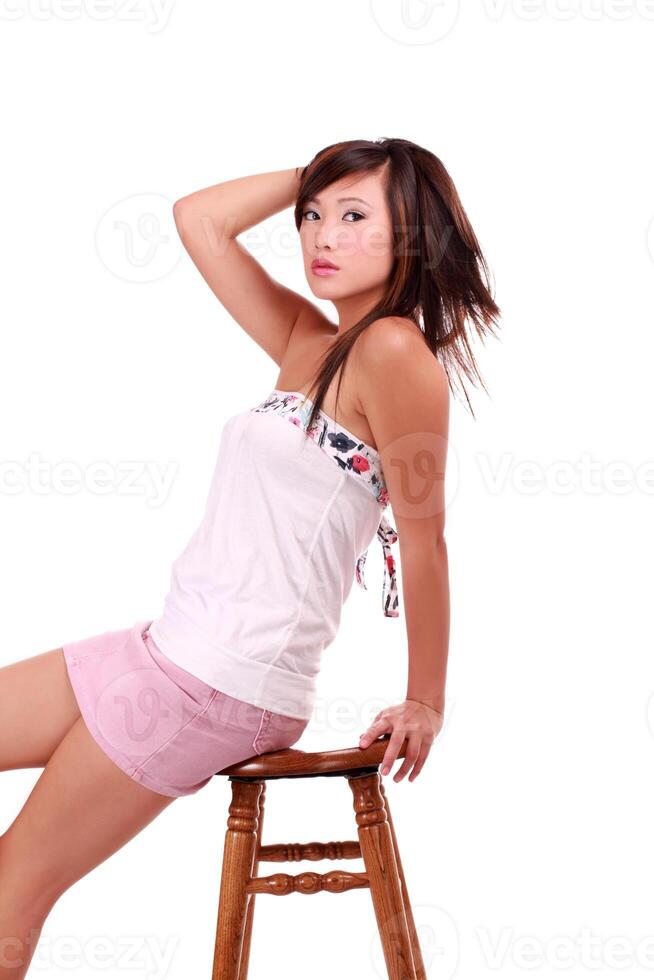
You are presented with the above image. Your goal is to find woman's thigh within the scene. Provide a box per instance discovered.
[0,648,80,771]
[0,714,176,918]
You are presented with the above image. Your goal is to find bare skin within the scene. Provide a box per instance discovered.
[0,169,321,976]
[0,648,80,772]
[1,163,449,974]
[172,165,403,446]
[0,650,175,978]
[173,166,450,773]
[0,168,316,975]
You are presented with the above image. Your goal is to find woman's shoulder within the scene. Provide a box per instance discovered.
[365,314,420,340]
[360,316,443,375]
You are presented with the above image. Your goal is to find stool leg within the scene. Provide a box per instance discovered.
[212,779,263,980]
[348,772,417,980]
[379,780,427,980]
[237,781,266,979]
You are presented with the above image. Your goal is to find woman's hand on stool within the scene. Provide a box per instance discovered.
[358,699,444,783]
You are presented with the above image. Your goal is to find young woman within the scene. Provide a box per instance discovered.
[0,137,500,977]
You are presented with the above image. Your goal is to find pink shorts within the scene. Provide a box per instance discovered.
[62,618,309,798]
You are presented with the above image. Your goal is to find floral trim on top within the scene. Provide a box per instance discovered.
[252,389,389,505]
[251,389,400,618]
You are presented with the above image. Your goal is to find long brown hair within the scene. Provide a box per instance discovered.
[293,137,501,433]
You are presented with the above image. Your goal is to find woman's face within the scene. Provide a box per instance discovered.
[299,170,395,304]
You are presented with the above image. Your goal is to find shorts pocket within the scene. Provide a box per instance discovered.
[131,689,220,779]
[143,629,216,710]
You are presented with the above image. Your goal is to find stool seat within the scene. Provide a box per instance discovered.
[216,733,405,780]
[210,733,427,979]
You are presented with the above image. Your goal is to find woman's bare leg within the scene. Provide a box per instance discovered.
[0,715,176,978]
[0,648,80,770]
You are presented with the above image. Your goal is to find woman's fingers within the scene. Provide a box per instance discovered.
[408,740,431,781]
[359,702,437,783]
[379,729,406,776]
[393,734,428,782]
[359,716,390,746]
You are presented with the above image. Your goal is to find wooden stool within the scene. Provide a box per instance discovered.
[211,734,426,980]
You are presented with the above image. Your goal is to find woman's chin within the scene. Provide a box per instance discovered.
[307,279,344,299]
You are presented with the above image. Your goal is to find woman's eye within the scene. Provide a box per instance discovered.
[301,209,365,222]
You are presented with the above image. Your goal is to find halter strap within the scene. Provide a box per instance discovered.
[355,513,400,617]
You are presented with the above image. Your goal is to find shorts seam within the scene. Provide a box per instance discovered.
[129,769,190,799]
[62,632,132,667]
[130,688,221,779]
[63,652,143,776]
[252,709,272,755]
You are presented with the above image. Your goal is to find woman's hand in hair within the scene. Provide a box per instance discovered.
[358,698,443,783]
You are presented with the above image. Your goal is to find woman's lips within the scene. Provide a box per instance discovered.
[312,264,340,277]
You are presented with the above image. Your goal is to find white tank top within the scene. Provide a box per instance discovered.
[147,388,399,721]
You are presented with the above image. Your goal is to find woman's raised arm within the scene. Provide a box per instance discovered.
[173,167,314,365]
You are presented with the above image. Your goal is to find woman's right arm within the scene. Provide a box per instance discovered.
[172,167,313,366]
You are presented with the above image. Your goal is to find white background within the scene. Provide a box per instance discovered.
[1,1,653,978]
